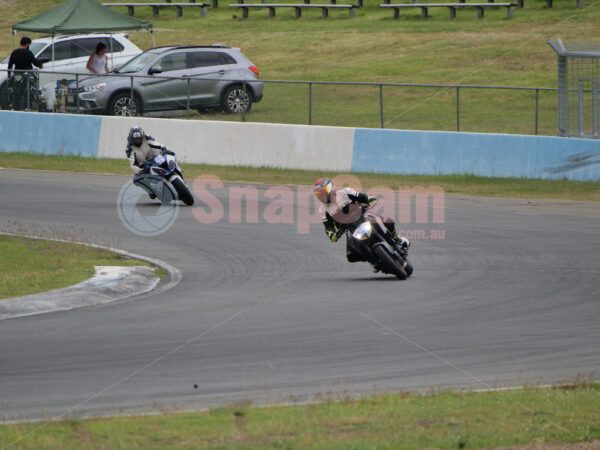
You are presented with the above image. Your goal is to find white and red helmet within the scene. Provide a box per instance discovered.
[313,177,335,204]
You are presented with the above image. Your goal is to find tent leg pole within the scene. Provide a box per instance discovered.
[110,33,114,72]
[151,30,155,48]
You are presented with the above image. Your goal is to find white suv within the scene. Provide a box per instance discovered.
[0,33,142,91]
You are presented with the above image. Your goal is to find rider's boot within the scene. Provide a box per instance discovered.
[390,229,410,251]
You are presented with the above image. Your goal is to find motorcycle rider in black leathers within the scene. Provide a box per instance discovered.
[313,177,410,262]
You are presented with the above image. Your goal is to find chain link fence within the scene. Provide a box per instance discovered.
[549,39,600,139]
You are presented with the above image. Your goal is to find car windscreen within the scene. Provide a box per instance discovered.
[1,42,47,64]
[115,52,158,73]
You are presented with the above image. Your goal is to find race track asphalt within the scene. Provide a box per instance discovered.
[0,169,599,422]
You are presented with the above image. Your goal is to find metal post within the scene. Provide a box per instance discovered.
[308,82,312,125]
[130,75,134,116]
[456,86,460,132]
[186,78,190,119]
[379,84,384,128]
[109,33,114,72]
[535,88,539,135]
[242,80,247,122]
[76,74,80,114]
[593,80,598,137]
[26,71,30,111]
[578,80,584,136]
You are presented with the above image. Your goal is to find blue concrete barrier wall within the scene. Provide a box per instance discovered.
[0,111,101,158]
[1,111,600,181]
[352,129,600,182]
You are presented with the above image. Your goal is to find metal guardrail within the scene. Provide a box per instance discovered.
[0,68,558,135]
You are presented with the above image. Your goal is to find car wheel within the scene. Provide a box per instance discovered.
[222,85,252,114]
[108,93,140,116]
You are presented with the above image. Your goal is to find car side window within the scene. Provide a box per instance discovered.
[188,51,222,69]
[154,53,188,72]
[107,38,125,53]
[219,53,237,65]
[39,41,72,61]
[71,38,125,56]
[71,38,101,58]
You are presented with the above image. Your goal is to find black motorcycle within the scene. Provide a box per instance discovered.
[1,65,48,111]
[340,204,413,280]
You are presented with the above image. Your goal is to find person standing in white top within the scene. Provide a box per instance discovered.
[86,42,109,74]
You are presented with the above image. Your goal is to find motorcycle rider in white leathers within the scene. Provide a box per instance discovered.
[126,125,177,199]
[125,125,173,175]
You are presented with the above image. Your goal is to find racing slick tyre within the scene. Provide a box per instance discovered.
[373,246,407,280]
[404,260,414,277]
[172,177,194,206]
[0,82,9,109]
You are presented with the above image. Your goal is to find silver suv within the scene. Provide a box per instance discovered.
[68,45,263,116]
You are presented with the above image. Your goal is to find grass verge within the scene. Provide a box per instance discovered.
[1,152,599,202]
[0,235,150,299]
[1,384,599,449]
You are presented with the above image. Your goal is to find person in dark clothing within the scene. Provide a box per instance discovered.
[7,37,44,110]
[8,37,44,75]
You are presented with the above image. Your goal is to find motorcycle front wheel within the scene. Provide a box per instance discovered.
[172,177,194,206]
[373,246,407,280]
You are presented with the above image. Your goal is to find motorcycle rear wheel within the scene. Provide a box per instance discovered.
[373,246,407,280]
[0,82,8,109]
[404,260,414,277]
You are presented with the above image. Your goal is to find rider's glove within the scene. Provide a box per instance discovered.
[398,237,410,248]
[367,196,378,207]
[326,229,339,243]
[161,146,176,156]
[326,225,342,243]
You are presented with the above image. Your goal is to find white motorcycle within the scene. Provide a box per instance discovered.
[133,150,194,206]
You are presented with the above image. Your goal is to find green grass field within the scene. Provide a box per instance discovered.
[0,235,149,299]
[2,152,599,201]
[1,384,599,449]
[1,0,599,133]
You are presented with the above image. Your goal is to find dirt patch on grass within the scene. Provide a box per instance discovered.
[73,423,95,447]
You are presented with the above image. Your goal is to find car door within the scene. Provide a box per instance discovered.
[140,51,189,110]
[71,37,111,74]
[105,37,130,70]
[187,51,232,105]
[38,41,74,87]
